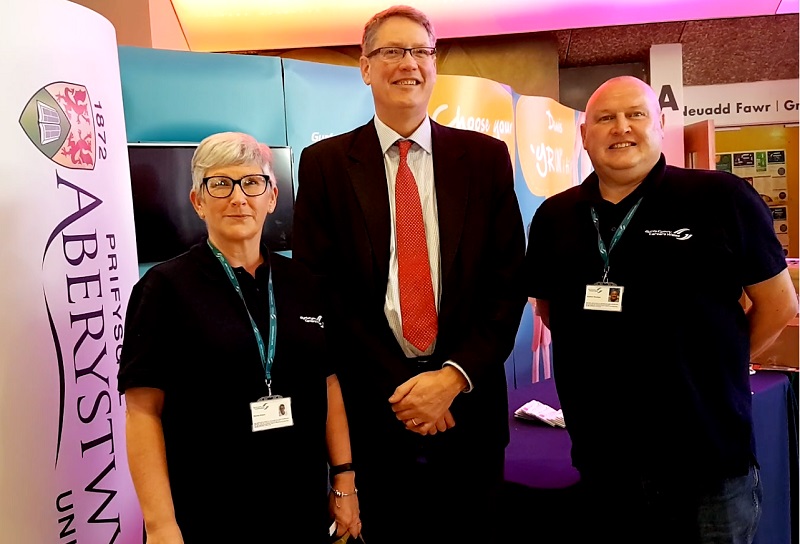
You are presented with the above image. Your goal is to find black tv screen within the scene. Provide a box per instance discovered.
[128,143,294,263]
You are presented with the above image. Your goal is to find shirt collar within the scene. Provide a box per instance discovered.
[580,153,667,205]
[373,115,433,155]
[202,237,272,276]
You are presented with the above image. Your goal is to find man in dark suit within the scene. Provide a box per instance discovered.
[293,5,526,543]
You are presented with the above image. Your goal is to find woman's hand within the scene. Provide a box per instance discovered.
[145,521,184,544]
[329,473,361,538]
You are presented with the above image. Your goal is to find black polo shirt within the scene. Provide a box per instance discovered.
[525,155,786,483]
[118,242,332,541]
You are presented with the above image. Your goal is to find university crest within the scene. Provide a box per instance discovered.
[19,81,96,170]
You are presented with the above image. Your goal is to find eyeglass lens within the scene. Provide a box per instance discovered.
[205,175,268,197]
[376,47,435,61]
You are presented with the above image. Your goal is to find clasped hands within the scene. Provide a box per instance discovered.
[389,366,466,435]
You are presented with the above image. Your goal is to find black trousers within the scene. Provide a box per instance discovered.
[356,442,505,544]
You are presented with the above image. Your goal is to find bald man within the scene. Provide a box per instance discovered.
[524,76,797,543]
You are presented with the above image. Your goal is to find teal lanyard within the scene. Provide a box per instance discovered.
[589,197,643,283]
[207,239,277,396]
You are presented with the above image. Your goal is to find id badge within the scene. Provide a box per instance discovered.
[250,396,293,432]
[583,284,624,312]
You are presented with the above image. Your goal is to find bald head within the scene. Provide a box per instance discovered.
[586,76,661,119]
[580,76,665,197]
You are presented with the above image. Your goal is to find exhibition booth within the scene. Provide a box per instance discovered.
[1,1,797,542]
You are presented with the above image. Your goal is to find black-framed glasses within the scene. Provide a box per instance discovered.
[365,46,436,62]
[202,174,271,198]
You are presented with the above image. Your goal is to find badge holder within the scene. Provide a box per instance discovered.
[585,197,640,313]
[584,269,624,312]
[250,380,293,431]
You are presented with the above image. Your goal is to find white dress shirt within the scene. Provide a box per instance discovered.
[374,115,472,390]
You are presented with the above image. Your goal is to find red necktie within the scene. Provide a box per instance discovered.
[395,139,438,351]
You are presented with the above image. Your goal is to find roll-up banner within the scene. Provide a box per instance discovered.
[514,94,590,227]
[1,0,142,541]
[429,74,516,172]
[511,94,590,386]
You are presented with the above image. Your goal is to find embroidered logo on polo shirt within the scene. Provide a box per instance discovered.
[644,228,693,241]
[300,315,324,328]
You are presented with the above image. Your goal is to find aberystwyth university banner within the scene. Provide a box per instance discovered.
[1,0,142,541]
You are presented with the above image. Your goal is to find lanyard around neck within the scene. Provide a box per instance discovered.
[589,197,643,283]
[207,239,277,395]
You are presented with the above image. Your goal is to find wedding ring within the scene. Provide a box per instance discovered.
[411,418,419,426]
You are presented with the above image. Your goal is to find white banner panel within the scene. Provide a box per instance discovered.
[0,1,142,542]
[684,79,800,127]
[650,44,686,168]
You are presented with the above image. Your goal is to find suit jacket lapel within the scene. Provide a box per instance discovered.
[431,121,468,286]
[345,121,469,298]
[347,121,391,281]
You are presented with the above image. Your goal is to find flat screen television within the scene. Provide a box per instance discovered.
[128,143,295,263]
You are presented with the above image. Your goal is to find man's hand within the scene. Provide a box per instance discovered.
[389,366,466,434]
[403,409,456,435]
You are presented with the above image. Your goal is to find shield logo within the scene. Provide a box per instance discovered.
[19,81,96,170]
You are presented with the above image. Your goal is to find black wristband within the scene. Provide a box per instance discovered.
[329,462,354,483]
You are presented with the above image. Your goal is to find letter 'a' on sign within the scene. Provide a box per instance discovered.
[659,85,679,111]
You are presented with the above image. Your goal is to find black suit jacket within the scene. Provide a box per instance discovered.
[293,119,526,461]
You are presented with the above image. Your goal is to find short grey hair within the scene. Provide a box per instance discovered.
[361,5,436,56]
[190,132,274,197]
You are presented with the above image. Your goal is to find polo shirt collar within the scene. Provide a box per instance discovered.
[580,154,667,206]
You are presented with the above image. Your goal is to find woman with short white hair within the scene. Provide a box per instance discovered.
[119,131,361,543]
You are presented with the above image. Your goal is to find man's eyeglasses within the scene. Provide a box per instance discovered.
[366,47,436,62]
[202,174,270,198]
